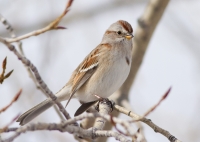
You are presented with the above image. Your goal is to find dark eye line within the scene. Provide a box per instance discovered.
[117,31,122,35]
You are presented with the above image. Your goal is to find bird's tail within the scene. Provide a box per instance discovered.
[17,85,71,125]
[16,99,53,125]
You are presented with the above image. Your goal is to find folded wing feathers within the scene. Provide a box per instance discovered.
[65,49,100,108]
[79,54,99,73]
[80,62,98,72]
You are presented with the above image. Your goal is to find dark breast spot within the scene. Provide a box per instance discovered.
[125,56,130,65]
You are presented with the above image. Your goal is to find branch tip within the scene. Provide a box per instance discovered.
[163,87,171,99]
[4,69,14,79]
[2,56,7,69]
[56,26,67,30]
[0,89,22,113]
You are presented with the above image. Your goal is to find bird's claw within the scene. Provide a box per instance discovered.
[95,98,115,112]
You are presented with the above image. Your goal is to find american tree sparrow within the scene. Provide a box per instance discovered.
[17,20,133,125]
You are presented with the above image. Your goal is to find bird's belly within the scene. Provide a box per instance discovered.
[75,57,131,103]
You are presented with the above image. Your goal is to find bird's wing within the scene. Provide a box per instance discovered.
[65,46,101,108]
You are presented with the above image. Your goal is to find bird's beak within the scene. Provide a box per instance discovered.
[125,34,134,40]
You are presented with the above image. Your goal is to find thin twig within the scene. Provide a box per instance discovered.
[143,87,171,117]
[4,0,73,43]
[1,128,18,133]
[0,89,22,113]
[0,13,65,121]
[0,114,21,133]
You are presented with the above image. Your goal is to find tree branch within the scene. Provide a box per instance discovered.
[0,13,65,121]
[93,101,112,130]
[1,112,132,142]
[143,87,171,117]
[0,89,22,113]
[114,105,181,142]
[4,0,73,43]
[0,38,72,122]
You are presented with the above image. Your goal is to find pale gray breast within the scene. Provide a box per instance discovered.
[75,42,132,102]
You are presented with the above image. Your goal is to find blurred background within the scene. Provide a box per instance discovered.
[0,0,200,141]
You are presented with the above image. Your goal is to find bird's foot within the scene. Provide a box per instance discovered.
[94,96,115,112]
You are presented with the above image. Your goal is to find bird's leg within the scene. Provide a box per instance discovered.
[94,95,115,112]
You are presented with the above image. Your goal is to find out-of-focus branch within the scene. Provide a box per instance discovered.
[0,114,20,133]
[80,114,95,129]
[0,38,72,122]
[1,128,18,133]
[121,0,169,95]
[0,89,22,113]
[0,13,65,121]
[78,108,96,141]
[100,0,170,141]
[114,105,181,142]
[4,0,73,43]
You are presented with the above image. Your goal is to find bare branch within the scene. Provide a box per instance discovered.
[143,87,171,117]
[93,101,112,130]
[0,38,72,122]
[0,1,181,142]
[95,130,131,142]
[1,112,132,142]
[132,128,146,142]
[0,123,92,142]
[4,0,73,43]
[0,101,180,142]
[0,114,20,133]
[0,13,65,121]
[120,0,170,95]
[0,0,74,121]
[0,89,22,113]
[1,124,131,142]
[114,105,181,142]
[1,128,18,133]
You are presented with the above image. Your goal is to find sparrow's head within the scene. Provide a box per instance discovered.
[102,20,133,43]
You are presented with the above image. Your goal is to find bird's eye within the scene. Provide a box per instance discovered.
[117,31,122,35]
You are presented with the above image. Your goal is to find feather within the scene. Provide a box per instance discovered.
[65,47,100,108]
[74,101,97,116]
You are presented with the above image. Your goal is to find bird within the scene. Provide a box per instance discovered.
[17,20,133,125]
